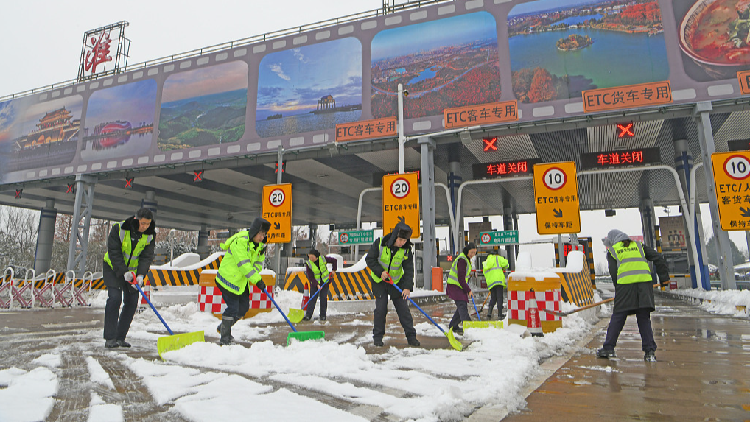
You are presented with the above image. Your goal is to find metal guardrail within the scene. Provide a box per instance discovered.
[0,0,453,102]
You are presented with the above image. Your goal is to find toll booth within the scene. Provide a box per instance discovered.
[554,237,595,281]
[659,216,691,289]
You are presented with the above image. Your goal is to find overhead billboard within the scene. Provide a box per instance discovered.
[3,0,750,186]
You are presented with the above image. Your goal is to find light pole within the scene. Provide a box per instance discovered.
[397,83,408,174]
[168,229,175,266]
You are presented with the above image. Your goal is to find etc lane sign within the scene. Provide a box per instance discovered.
[533,162,581,235]
[478,230,519,246]
[338,229,374,245]
[382,172,420,239]
[711,151,750,231]
[262,183,292,243]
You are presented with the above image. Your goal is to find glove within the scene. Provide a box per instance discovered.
[136,275,145,287]
[256,280,266,291]
[124,271,135,283]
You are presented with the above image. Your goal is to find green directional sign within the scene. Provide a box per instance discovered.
[338,229,374,245]
[478,230,519,246]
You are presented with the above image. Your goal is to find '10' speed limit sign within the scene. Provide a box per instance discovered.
[711,152,750,231]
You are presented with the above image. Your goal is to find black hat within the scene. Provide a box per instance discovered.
[247,217,271,240]
[463,242,477,256]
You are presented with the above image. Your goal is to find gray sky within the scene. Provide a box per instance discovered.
[1,0,746,270]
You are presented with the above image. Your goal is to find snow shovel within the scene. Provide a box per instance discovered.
[132,280,204,359]
[470,294,490,317]
[260,286,325,345]
[390,282,463,351]
[288,279,330,324]
[539,298,614,317]
[463,295,504,329]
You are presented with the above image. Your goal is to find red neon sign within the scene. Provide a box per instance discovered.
[483,137,498,152]
[616,122,635,138]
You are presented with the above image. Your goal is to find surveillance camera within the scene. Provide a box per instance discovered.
[403,90,409,97]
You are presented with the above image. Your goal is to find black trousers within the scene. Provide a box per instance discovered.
[103,286,140,341]
[305,281,330,318]
[449,300,471,331]
[216,282,249,320]
[487,286,504,316]
[603,309,657,352]
[373,283,416,340]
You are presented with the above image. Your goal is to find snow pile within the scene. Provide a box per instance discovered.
[671,288,750,317]
[0,367,58,422]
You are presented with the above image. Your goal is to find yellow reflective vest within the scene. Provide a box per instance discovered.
[370,238,408,284]
[306,256,330,285]
[216,230,265,295]
[482,254,508,289]
[607,241,652,285]
[104,220,154,274]
[447,253,472,287]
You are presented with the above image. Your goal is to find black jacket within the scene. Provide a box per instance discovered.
[607,241,669,313]
[103,216,156,289]
[366,224,414,291]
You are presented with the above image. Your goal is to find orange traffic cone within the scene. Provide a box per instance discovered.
[301,282,310,310]
[526,294,544,337]
[138,277,151,313]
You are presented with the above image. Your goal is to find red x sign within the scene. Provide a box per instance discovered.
[193,170,203,182]
[14,189,22,199]
[125,177,134,188]
[66,184,74,194]
[616,122,635,138]
[483,137,498,152]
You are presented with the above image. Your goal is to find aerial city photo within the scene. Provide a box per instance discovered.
[371,11,502,119]
[508,0,668,102]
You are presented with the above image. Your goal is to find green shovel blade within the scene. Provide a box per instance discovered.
[287,330,325,346]
[462,321,504,329]
[446,328,464,351]
[157,331,205,359]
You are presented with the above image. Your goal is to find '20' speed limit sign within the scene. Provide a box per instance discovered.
[269,188,286,207]
[390,178,410,198]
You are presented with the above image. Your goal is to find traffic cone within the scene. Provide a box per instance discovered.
[138,277,151,313]
[301,282,310,310]
[526,294,544,337]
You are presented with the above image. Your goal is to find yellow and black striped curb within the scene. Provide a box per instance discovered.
[283,270,374,301]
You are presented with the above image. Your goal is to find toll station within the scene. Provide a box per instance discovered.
[1,0,749,293]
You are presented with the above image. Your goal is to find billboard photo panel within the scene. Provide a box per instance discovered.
[256,37,362,138]
[508,0,669,103]
[81,79,157,161]
[370,11,501,120]
[158,61,248,151]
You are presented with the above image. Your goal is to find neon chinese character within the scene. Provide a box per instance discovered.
[84,30,113,73]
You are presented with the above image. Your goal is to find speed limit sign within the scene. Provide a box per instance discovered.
[268,188,285,207]
[542,167,567,190]
[711,151,750,230]
[382,172,420,238]
[390,178,410,198]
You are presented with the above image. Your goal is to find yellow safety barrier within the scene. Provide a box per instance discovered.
[283,269,374,300]
[555,252,595,307]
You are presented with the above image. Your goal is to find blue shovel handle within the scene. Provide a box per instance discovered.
[302,280,330,311]
[390,282,447,335]
[471,296,481,321]
[133,281,173,335]
[261,287,298,332]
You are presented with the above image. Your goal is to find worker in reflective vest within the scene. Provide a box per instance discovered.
[215,217,270,346]
[366,221,420,347]
[447,242,477,335]
[102,208,155,349]
[303,249,337,321]
[482,250,509,320]
[597,229,670,362]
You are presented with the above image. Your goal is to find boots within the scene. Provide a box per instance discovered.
[219,316,235,346]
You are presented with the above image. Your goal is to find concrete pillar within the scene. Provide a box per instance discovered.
[309,224,317,250]
[419,136,437,289]
[197,224,209,260]
[694,101,735,289]
[34,199,57,274]
[141,191,158,216]
[674,137,711,289]
[448,144,462,255]
[639,198,657,249]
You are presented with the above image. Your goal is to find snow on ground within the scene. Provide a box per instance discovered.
[671,288,750,317]
[0,286,659,421]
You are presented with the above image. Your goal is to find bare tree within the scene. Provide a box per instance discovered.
[0,207,39,272]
